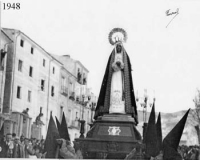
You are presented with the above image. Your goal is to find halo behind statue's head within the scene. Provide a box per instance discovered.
[108,28,127,45]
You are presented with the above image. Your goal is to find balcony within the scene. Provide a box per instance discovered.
[61,86,68,97]
[69,92,75,101]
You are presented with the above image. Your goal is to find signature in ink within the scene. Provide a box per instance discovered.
[166,8,179,28]
[166,8,179,16]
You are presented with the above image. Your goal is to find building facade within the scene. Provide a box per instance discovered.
[0,28,97,142]
[0,29,13,129]
[53,55,97,142]
[2,28,62,138]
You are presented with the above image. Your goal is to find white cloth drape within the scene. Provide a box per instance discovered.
[109,52,125,114]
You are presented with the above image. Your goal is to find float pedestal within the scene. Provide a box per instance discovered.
[75,114,147,159]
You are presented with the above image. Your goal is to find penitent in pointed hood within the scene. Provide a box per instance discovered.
[145,102,159,157]
[44,112,60,158]
[156,112,162,152]
[163,109,190,160]
[60,112,70,141]
[163,109,190,150]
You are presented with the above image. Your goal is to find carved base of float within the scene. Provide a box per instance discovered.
[75,114,148,159]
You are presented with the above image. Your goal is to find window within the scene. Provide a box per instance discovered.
[20,39,24,47]
[53,67,55,74]
[29,66,33,77]
[69,81,73,94]
[76,111,78,120]
[18,60,23,72]
[28,90,31,102]
[17,86,21,99]
[61,77,65,91]
[60,106,63,120]
[51,86,54,97]
[43,59,45,67]
[61,77,68,94]
[68,109,72,123]
[41,80,45,91]
[31,47,34,54]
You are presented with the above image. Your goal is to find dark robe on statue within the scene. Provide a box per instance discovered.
[94,45,138,125]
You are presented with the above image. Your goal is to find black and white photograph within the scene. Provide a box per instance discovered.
[0,0,200,159]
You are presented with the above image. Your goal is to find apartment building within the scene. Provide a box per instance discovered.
[2,28,62,138]
[0,28,97,141]
[54,55,96,141]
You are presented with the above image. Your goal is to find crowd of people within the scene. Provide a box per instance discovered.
[178,145,200,160]
[0,133,45,158]
[1,132,200,159]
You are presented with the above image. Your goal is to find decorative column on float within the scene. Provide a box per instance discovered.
[136,89,155,140]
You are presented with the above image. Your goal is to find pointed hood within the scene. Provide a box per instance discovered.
[163,109,190,160]
[44,112,60,158]
[60,112,70,141]
[145,103,159,157]
[55,116,61,132]
[163,109,190,150]
[149,103,156,124]
[156,112,162,151]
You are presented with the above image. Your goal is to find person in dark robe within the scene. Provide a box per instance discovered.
[94,42,138,124]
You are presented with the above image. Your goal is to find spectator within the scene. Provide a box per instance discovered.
[20,135,25,145]
[13,136,24,158]
[12,133,16,141]
[0,134,8,158]
[24,138,35,158]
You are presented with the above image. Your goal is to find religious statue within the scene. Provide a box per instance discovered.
[22,108,29,115]
[35,107,44,126]
[94,28,138,124]
[109,43,125,114]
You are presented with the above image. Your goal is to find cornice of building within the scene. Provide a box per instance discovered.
[75,60,89,73]
[50,54,77,79]
[61,66,77,79]
[1,29,13,42]
[3,27,63,66]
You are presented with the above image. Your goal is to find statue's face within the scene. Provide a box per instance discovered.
[116,45,122,53]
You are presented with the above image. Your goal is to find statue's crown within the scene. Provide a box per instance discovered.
[108,28,127,45]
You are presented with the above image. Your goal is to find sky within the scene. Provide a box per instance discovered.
[1,0,200,113]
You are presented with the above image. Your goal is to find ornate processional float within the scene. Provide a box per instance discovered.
[75,28,145,159]
[74,28,190,160]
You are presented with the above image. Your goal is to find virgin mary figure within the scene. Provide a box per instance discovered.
[109,43,125,114]
[94,41,138,125]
